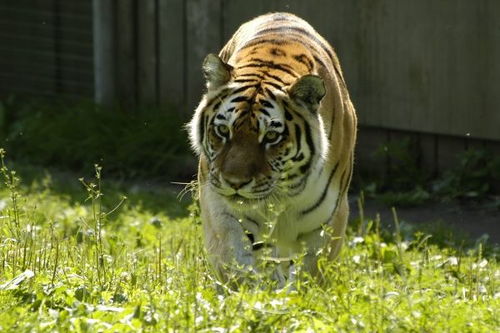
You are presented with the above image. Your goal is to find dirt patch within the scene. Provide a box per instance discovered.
[350,197,500,245]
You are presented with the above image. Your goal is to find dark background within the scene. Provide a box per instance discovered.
[1,0,499,197]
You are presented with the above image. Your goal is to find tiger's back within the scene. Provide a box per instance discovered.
[189,12,357,284]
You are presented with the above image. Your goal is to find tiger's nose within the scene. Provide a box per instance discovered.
[222,176,252,190]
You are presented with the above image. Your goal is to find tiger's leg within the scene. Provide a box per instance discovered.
[294,227,328,280]
[253,245,287,288]
[200,190,256,284]
[293,196,349,281]
[327,196,349,260]
[202,215,256,283]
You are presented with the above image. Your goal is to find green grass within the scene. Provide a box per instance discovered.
[0,158,498,332]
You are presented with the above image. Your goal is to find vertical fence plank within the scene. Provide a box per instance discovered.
[57,1,94,98]
[354,127,389,185]
[0,0,58,97]
[437,136,466,173]
[137,0,157,106]
[484,139,500,192]
[92,0,115,105]
[478,0,500,140]
[185,0,222,114]
[115,0,136,108]
[418,133,439,178]
[221,0,276,39]
[158,0,185,113]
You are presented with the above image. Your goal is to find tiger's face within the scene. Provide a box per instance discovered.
[207,94,289,203]
[190,54,327,206]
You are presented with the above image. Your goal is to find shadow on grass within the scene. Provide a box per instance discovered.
[350,199,499,258]
[13,163,194,220]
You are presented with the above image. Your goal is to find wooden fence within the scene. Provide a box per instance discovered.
[1,0,500,176]
[91,0,500,142]
[0,0,93,98]
[95,0,500,175]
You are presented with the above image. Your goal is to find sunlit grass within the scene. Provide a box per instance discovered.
[0,155,498,332]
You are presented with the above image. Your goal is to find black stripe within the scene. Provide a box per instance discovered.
[205,91,230,110]
[233,84,257,94]
[252,182,270,191]
[260,100,273,108]
[245,232,255,244]
[239,38,289,51]
[263,81,283,91]
[265,73,288,85]
[269,47,286,57]
[299,206,336,238]
[199,113,206,149]
[301,116,315,161]
[292,153,305,162]
[293,54,314,71]
[254,26,294,37]
[322,206,337,226]
[301,162,340,215]
[333,65,346,87]
[293,124,302,157]
[244,216,260,228]
[341,168,352,197]
[230,96,248,103]
[281,125,289,138]
[234,78,258,83]
[233,120,244,130]
[249,58,295,72]
[299,161,313,175]
[269,163,280,172]
[328,105,336,140]
[331,166,350,217]
[255,26,335,61]
[340,157,354,198]
[238,72,266,80]
[313,55,329,71]
[286,111,314,175]
[265,87,276,99]
[239,35,333,75]
[237,62,298,78]
[259,108,270,117]
[284,172,300,180]
[269,13,295,22]
[222,212,237,220]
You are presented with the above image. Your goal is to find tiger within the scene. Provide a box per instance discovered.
[188,12,357,285]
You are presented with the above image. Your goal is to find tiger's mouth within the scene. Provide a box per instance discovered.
[223,194,271,210]
[222,191,270,203]
[228,193,248,201]
[214,186,272,207]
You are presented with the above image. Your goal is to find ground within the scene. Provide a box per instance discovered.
[352,197,500,244]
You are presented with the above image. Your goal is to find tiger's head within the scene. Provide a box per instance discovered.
[189,54,329,206]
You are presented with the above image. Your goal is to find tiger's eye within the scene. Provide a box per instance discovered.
[264,131,279,142]
[218,124,229,135]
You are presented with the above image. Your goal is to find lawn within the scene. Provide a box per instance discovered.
[0,157,498,332]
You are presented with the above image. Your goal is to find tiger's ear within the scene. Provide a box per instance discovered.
[203,54,233,90]
[289,75,326,113]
